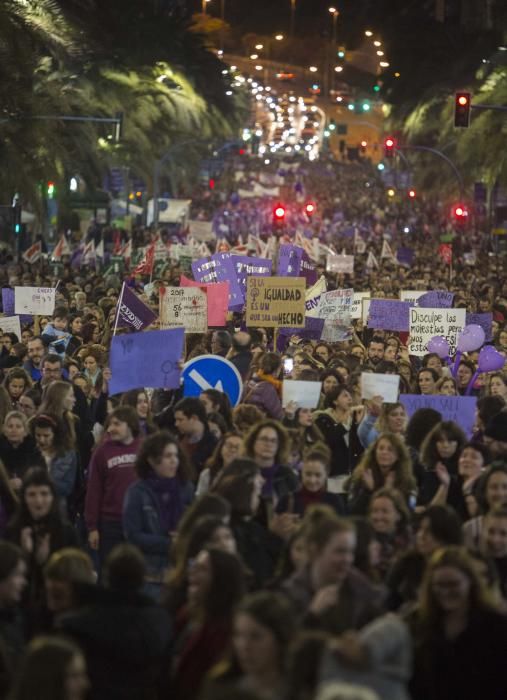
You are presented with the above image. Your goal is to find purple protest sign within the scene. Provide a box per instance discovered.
[300,251,317,285]
[116,283,157,331]
[277,245,303,277]
[399,394,477,438]
[192,254,244,310]
[397,247,414,267]
[466,312,493,342]
[418,290,454,308]
[232,255,272,299]
[367,299,411,332]
[277,317,324,351]
[2,288,32,325]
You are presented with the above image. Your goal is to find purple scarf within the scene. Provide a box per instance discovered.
[147,476,184,533]
[260,464,280,500]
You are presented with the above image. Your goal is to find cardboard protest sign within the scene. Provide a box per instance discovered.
[326,254,354,274]
[0,316,21,340]
[466,312,493,342]
[160,287,207,334]
[246,277,306,328]
[188,220,215,242]
[367,299,411,332]
[282,380,322,409]
[305,276,327,318]
[180,275,228,327]
[400,394,477,438]
[232,255,272,299]
[14,287,55,316]
[361,373,400,403]
[351,292,370,320]
[318,288,353,342]
[408,307,466,357]
[109,328,184,395]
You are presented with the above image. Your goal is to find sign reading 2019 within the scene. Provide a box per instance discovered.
[246,277,306,328]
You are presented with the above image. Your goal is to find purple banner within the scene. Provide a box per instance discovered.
[400,394,477,438]
[466,312,493,342]
[418,290,454,308]
[117,284,157,331]
[278,245,303,277]
[367,299,411,332]
[300,251,318,285]
[232,255,272,299]
[397,247,414,267]
[2,288,32,325]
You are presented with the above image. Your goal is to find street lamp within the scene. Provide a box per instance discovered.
[365,30,373,37]
[250,54,258,59]
[275,33,284,41]
[328,7,339,45]
[255,43,264,50]
[373,40,382,47]
[290,0,296,37]
[202,0,211,14]
[334,65,343,72]
[309,65,318,72]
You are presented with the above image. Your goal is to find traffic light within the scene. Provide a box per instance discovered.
[208,178,215,190]
[452,203,469,224]
[360,140,367,154]
[328,119,336,131]
[273,204,286,228]
[408,189,416,199]
[12,203,21,235]
[305,202,315,219]
[384,137,395,158]
[47,181,56,198]
[337,47,346,59]
[454,92,471,128]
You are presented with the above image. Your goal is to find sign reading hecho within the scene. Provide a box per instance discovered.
[246,277,306,328]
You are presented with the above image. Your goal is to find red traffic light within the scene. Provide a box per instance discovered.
[305,202,315,214]
[238,148,245,155]
[274,205,286,219]
[408,189,416,198]
[208,178,215,190]
[454,92,471,128]
[385,137,395,148]
[452,203,469,221]
[384,137,395,158]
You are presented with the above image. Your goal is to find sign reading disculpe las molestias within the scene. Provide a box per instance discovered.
[246,277,306,328]
[408,307,466,357]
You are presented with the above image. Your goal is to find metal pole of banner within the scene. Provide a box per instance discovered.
[112,282,125,336]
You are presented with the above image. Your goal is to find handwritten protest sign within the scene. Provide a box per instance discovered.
[282,380,322,409]
[466,312,493,342]
[278,245,303,276]
[399,394,477,438]
[0,316,21,340]
[318,288,353,342]
[109,328,184,395]
[367,299,411,332]
[188,220,215,242]
[232,255,272,299]
[408,307,466,357]
[361,373,400,403]
[14,287,55,316]
[180,275,228,327]
[160,287,207,334]
[351,292,370,320]
[326,254,354,274]
[400,290,426,306]
[192,253,244,310]
[305,277,327,318]
[362,297,371,323]
[246,277,306,328]
[418,290,454,308]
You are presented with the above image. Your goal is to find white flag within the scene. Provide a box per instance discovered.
[381,240,395,260]
[366,251,378,269]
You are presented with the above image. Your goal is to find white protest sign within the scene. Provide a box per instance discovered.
[188,220,215,242]
[409,307,466,357]
[361,298,372,323]
[318,288,353,342]
[160,287,208,334]
[14,287,55,315]
[400,290,425,306]
[351,292,370,320]
[282,380,322,409]
[361,372,400,403]
[0,316,21,340]
[326,254,354,274]
[305,276,327,318]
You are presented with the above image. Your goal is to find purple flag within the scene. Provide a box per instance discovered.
[466,312,493,341]
[418,290,454,308]
[397,247,414,268]
[116,283,157,331]
[300,251,317,285]
[278,245,303,277]
[232,255,272,299]
[2,288,32,325]
[367,299,411,332]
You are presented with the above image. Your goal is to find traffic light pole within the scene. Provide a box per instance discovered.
[396,144,464,199]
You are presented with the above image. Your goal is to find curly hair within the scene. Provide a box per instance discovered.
[350,432,416,497]
[243,418,290,465]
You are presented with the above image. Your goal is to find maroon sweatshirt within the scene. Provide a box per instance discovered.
[84,436,142,530]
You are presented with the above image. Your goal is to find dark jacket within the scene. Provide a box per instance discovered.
[179,431,217,478]
[242,377,283,420]
[58,589,172,700]
[123,479,194,577]
[314,411,363,477]
[281,564,386,635]
[231,516,283,590]
[229,350,253,380]
[0,435,44,481]
[276,489,347,517]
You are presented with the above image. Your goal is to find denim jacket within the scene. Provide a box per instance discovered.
[123,479,194,576]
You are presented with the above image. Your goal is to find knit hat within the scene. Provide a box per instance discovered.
[484,412,507,442]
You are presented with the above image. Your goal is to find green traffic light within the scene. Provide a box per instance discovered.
[362,103,370,112]
[373,85,380,92]
[14,224,20,234]
[337,51,345,58]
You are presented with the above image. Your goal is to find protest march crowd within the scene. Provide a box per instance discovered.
[0,157,506,700]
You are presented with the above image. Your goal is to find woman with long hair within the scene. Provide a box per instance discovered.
[368,487,413,581]
[417,421,467,511]
[199,389,233,430]
[317,368,343,410]
[463,465,507,550]
[486,372,507,400]
[196,431,244,497]
[410,546,507,700]
[38,382,78,451]
[357,400,408,449]
[3,369,32,410]
[205,592,295,699]
[120,388,156,435]
[0,411,43,493]
[123,431,194,593]
[32,414,78,510]
[8,636,89,700]
[346,433,415,515]
[170,548,246,700]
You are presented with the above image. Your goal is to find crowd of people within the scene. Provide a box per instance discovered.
[0,156,505,700]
